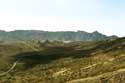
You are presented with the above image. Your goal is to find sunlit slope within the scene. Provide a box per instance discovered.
[0,37,124,83]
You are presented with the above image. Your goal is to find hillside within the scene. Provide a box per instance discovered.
[0,30,117,42]
[0,37,124,83]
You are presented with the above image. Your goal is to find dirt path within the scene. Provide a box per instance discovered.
[0,42,39,77]
[0,60,18,76]
[67,67,125,83]
[53,68,68,77]
[67,54,125,83]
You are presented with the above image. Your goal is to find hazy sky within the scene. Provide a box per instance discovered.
[0,0,125,36]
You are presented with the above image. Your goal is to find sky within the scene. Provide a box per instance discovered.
[0,0,125,37]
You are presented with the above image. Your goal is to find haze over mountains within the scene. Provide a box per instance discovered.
[0,30,117,42]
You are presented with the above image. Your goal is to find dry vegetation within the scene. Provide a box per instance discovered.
[0,37,125,83]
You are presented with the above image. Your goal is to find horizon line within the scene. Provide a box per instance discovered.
[0,29,120,37]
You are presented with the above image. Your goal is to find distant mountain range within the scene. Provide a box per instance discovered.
[0,30,117,42]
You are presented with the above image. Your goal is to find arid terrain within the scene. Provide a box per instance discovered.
[0,37,125,83]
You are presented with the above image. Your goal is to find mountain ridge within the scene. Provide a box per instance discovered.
[0,30,118,42]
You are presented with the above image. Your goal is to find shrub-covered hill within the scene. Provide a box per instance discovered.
[0,37,125,83]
